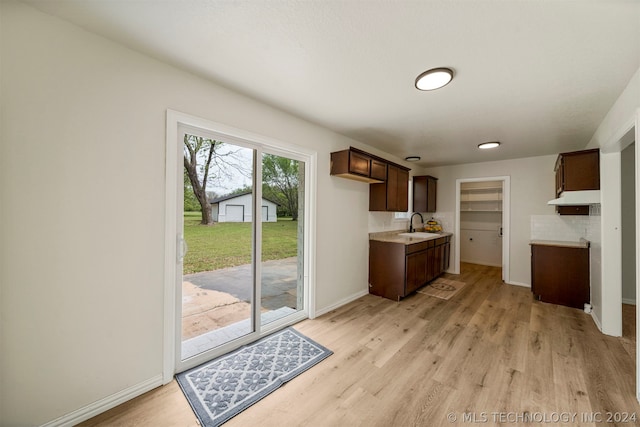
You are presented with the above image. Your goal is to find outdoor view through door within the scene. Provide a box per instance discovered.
[180,133,304,360]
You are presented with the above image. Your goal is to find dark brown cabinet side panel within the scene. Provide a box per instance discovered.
[369,241,406,300]
[427,177,437,212]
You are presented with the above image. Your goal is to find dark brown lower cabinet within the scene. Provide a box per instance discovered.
[369,236,451,301]
[530,242,590,309]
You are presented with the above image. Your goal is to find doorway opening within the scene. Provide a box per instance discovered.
[621,142,637,377]
[459,180,503,267]
[454,176,510,283]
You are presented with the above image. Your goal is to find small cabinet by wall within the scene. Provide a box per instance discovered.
[555,148,600,195]
[413,175,437,212]
[531,242,590,309]
[554,148,599,216]
[370,164,410,212]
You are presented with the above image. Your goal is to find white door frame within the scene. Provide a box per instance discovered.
[164,110,317,381]
[454,176,511,284]
[587,108,639,402]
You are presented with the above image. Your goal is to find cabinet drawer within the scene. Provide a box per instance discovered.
[405,240,436,254]
[435,237,447,246]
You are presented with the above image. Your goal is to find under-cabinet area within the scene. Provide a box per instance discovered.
[460,181,503,267]
[369,232,451,301]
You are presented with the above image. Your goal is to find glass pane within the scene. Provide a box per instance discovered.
[181,134,255,359]
[261,153,304,324]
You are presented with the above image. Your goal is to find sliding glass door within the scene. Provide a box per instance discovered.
[260,153,305,325]
[180,134,256,360]
[174,122,311,371]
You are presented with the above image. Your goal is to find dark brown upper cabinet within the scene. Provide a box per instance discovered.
[369,164,409,212]
[413,175,438,212]
[554,148,599,216]
[330,147,387,183]
[555,148,600,196]
[331,147,410,212]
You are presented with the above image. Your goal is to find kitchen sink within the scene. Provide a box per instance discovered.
[398,232,441,239]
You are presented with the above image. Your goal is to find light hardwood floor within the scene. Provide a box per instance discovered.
[79,264,639,427]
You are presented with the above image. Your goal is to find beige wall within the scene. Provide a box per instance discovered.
[0,2,408,424]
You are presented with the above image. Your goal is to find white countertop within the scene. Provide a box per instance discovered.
[370,230,452,245]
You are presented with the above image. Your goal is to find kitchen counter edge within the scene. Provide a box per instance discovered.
[529,238,590,249]
[369,230,453,245]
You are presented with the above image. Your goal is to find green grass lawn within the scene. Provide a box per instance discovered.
[183,212,298,274]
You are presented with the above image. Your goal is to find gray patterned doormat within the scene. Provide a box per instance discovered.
[176,327,333,426]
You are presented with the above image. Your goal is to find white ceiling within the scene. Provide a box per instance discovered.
[26,0,640,166]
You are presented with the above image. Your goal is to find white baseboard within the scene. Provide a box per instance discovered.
[40,374,163,427]
[591,309,603,332]
[314,289,369,318]
[506,280,530,288]
[622,298,637,305]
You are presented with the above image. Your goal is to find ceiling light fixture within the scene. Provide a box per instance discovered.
[405,156,421,162]
[415,67,454,91]
[478,141,501,150]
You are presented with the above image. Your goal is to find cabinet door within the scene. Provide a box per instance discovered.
[406,250,428,295]
[434,244,443,276]
[396,168,409,212]
[349,151,370,176]
[563,151,599,191]
[386,166,399,211]
[426,246,436,281]
[370,159,387,181]
[426,176,437,212]
[369,165,409,212]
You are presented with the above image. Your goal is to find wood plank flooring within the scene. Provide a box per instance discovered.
[79,263,640,427]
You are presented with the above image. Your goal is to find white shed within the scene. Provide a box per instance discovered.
[210,191,279,222]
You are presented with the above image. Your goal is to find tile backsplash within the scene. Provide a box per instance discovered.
[368,211,455,234]
[531,214,601,242]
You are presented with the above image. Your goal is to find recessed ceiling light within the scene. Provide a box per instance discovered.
[478,141,501,150]
[415,67,454,91]
[405,156,421,162]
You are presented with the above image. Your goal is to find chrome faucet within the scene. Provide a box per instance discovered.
[409,212,424,233]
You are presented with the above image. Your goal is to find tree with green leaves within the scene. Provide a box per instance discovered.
[262,154,299,221]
